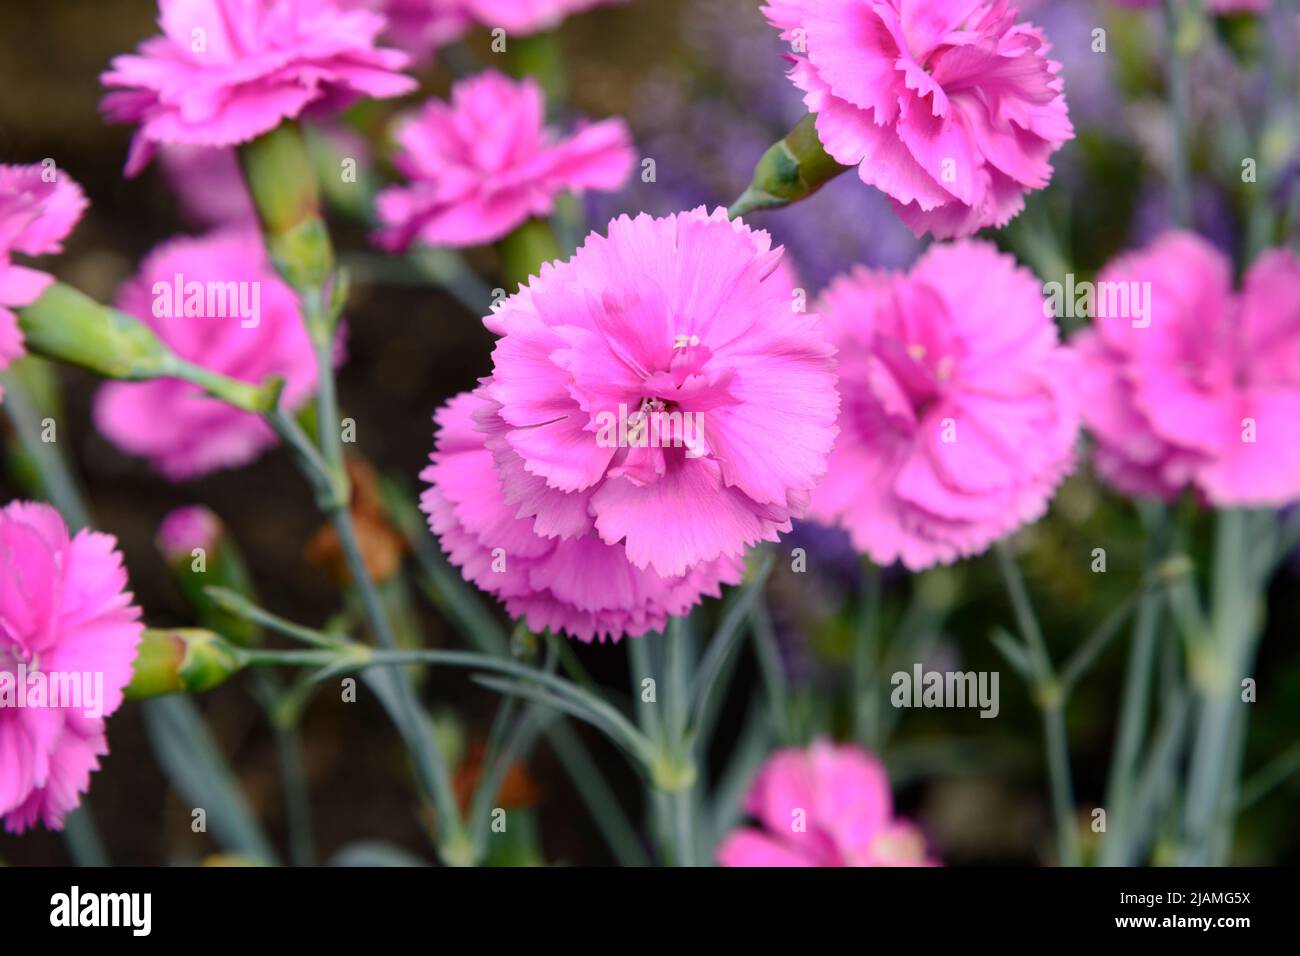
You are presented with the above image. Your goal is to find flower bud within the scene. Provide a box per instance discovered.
[728,113,851,219]
[238,122,336,295]
[18,282,173,380]
[126,628,245,700]
[157,507,262,646]
[18,282,283,413]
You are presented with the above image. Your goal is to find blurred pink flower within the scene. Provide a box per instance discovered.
[1074,232,1300,506]
[0,164,88,400]
[717,740,937,867]
[810,241,1078,570]
[0,502,144,833]
[94,228,338,480]
[101,0,416,176]
[421,390,744,642]
[762,0,1073,239]
[374,70,634,249]
[157,505,223,561]
[480,207,839,578]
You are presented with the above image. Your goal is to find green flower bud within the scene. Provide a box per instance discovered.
[158,507,262,647]
[18,282,283,413]
[126,629,246,700]
[728,113,851,220]
[238,122,336,295]
[18,282,173,380]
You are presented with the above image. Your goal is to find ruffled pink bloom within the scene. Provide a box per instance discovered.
[0,164,89,400]
[157,505,223,561]
[0,502,144,833]
[374,70,635,249]
[101,0,417,176]
[94,228,336,480]
[717,740,938,867]
[421,390,745,642]
[810,241,1079,570]
[763,0,1073,239]
[479,207,839,579]
[1073,232,1300,506]
[464,0,625,34]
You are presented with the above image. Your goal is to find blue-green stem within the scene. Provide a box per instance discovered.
[1179,509,1262,864]
[1100,507,1169,866]
[254,672,315,866]
[994,542,1080,867]
[748,601,791,744]
[1163,0,1197,228]
[380,480,649,865]
[1237,740,1300,812]
[0,365,92,530]
[854,561,883,748]
[651,620,699,867]
[239,119,465,858]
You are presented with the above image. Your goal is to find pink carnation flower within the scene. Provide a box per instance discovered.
[763,0,1074,239]
[375,70,634,249]
[1074,232,1300,506]
[479,207,839,579]
[101,0,417,176]
[94,228,336,480]
[421,391,745,642]
[810,241,1079,570]
[0,164,88,400]
[717,740,938,867]
[0,502,144,833]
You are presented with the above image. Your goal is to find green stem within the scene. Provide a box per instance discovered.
[1179,509,1260,865]
[749,601,791,744]
[652,620,698,867]
[61,807,109,867]
[239,120,466,858]
[381,492,651,865]
[1163,0,1196,228]
[854,561,883,748]
[0,365,92,529]
[544,722,649,866]
[1041,701,1079,864]
[994,542,1079,866]
[330,508,464,847]
[994,543,1053,675]
[1100,510,1168,866]
[256,672,315,867]
[1237,740,1300,812]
